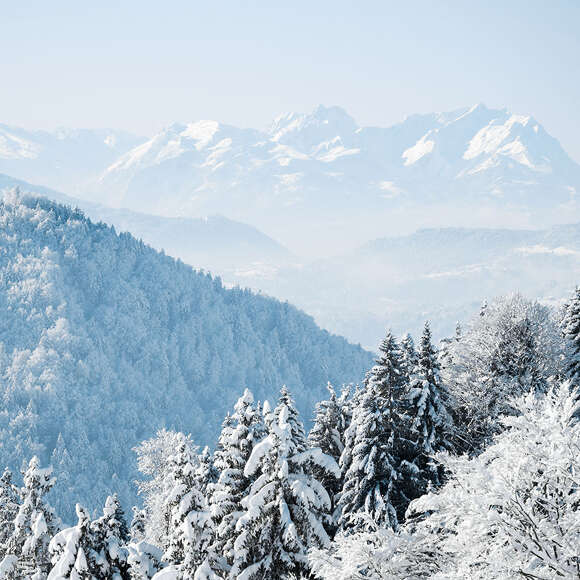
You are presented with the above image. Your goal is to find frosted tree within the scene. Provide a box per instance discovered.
[399,333,418,385]
[0,469,19,558]
[406,383,580,579]
[338,331,411,530]
[562,285,580,385]
[47,504,93,580]
[308,383,349,528]
[406,322,452,491]
[134,429,196,548]
[443,293,564,451]
[3,457,59,579]
[310,520,441,580]
[208,389,264,576]
[163,441,210,577]
[91,494,130,578]
[231,386,339,579]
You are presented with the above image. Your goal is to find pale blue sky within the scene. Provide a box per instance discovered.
[2,0,579,160]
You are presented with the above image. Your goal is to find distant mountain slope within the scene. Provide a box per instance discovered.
[232,224,580,348]
[0,124,144,197]
[0,193,371,520]
[0,174,292,271]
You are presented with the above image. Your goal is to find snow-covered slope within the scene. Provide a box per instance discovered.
[0,193,371,520]
[224,224,580,349]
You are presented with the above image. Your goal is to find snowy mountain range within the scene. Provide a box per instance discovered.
[2,104,579,254]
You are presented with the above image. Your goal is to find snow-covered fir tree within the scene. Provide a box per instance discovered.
[0,469,19,559]
[127,540,163,580]
[90,494,130,579]
[130,508,147,544]
[399,333,418,385]
[338,388,400,532]
[338,331,411,530]
[47,504,93,580]
[196,447,218,499]
[308,382,351,528]
[163,441,210,577]
[308,383,344,464]
[231,386,339,579]
[406,322,453,490]
[2,457,59,579]
[208,389,264,576]
[562,285,580,385]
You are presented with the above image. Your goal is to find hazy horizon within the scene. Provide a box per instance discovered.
[2,0,579,162]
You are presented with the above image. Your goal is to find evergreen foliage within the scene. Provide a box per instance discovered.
[562,285,580,385]
[4,457,59,579]
[406,322,452,489]
[0,469,19,559]
[208,390,264,576]
[231,387,339,579]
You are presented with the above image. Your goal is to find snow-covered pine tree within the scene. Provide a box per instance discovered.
[308,383,344,465]
[338,389,399,532]
[197,447,218,498]
[208,389,264,576]
[47,504,93,580]
[127,540,163,580]
[399,333,418,385]
[407,322,453,491]
[0,469,19,559]
[231,386,339,579]
[337,384,353,436]
[130,507,147,544]
[562,286,580,385]
[90,494,131,579]
[163,441,210,577]
[338,331,411,530]
[3,457,59,579]
[308,383,350,531]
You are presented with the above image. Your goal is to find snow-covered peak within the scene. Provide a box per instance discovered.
[268,105,358,150]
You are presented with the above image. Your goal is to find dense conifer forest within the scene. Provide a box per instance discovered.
[1,257,578,577]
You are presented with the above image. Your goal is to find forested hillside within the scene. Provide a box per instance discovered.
[0,192,371,521]
[0,290,577,579]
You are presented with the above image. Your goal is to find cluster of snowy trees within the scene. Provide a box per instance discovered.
[2,288,578,579]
